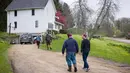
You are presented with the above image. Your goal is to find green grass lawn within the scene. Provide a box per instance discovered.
[41,34,130,65]
[90,39,130,64]
[0,42,12,73]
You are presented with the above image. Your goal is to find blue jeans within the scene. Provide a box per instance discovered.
[82,52,89,68]
[66,52,76,66]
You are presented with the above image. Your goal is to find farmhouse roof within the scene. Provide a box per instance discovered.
[6,0,48,11]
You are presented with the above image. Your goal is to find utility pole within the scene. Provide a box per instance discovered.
[9,23,11,35]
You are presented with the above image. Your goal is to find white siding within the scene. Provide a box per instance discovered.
[45,0,56,30]
[7,0,56,34]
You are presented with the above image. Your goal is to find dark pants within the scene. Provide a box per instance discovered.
[46,40,51,50]
[36,41,40,48]
[46,41,51,45]
[82,52,89,68]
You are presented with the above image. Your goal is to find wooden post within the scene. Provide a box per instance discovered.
[9,23,11,35]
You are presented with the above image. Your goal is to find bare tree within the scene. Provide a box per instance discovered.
[72,0,93,31]
[72,0,119,39]
[89,0,119,40]
[115,18,130,35]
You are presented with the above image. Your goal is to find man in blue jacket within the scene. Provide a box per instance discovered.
[62,34,79,72]
[36,35,41,49]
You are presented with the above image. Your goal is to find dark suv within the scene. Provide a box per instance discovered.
[126,33,130,39]
[20,33,33,44]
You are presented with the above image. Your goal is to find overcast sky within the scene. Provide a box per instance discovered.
[61,0,130,19]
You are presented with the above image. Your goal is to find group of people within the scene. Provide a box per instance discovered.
[34,33,52,49]
[34,33,90,72]
[62,33,90,72]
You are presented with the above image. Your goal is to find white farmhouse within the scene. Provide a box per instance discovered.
[6,0,63,35]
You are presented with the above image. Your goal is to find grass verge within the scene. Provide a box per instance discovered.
[0,43,12,73]
[0,32,13,73]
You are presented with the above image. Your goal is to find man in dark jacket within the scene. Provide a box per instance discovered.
[62,34,79,72]
[81,34,90,72]
[45,33,52,50]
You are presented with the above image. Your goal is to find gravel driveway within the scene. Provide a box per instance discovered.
[8,45,130,73]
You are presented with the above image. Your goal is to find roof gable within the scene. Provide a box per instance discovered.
[6,0,48,11]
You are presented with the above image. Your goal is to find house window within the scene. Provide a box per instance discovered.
[58,25,60,29]
[14,10,17,16]
[35,20,38,28]
[48,23,53,29]
[55,24,58,29]
[60,26,62,29]
[32,9,35,16]
[14,22,17,28]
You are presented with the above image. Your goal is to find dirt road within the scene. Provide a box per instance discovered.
[109,38,130,44]
[8,45,130,73]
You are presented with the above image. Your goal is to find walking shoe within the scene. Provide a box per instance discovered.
[67,69,72,72]
[67,66,72,72]
[85,68,90,72]
[73,64,77,72]
[74,67,77,72]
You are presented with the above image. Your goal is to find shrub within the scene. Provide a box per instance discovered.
[67,28,84,35]
[92,35,101,39]
[52,30,59,34]
[0,32,18,43]
[59,29,67,34]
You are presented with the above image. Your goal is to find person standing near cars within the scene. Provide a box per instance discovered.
[62,33,79,72]
[81,34,90,72]
[45,33,52,50]
[36,35,41,49]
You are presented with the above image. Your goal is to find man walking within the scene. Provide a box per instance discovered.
[36,35,41,49]
[62,34,79,72]
[81,34,90,72]
[45,33,52,50]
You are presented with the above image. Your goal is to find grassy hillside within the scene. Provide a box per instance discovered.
[0,32,13,73]
[41,34,130,65]
[91,39,130,64]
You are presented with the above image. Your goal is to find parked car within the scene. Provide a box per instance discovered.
[92,35,102,39]
[10,39,16,44]
[20,33,33,44]
[126,33,130,39]
[33,36,37,44]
